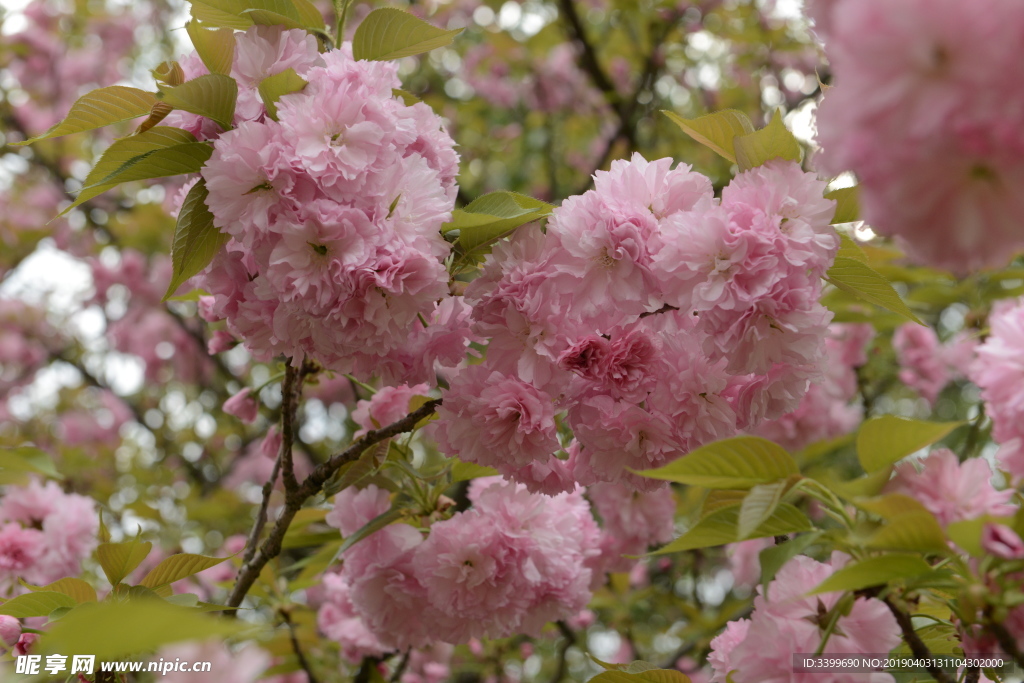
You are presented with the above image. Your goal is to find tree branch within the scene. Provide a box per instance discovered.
[227,398,442,608]
[985,616,1024,668]
[282,609,321,683]
[548,621,576,683]
[883,596,956,683]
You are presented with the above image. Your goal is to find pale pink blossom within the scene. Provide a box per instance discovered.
[434,366,560,473]
[885,449,1016,525]
[326,484,392,537]
[970,298,1024,447]
[223,388,260,423]
[893,323,948,405]
[0,615,19,647]
[318,572,388,662]
[351,384,430,438]
[982,524,1024,560]
[157,641,270,683]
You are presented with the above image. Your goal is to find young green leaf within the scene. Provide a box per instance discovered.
[22,578,98,604]
[808,555,933,594]
[446,191,554,267]
[637,436,799,489]
[826,185,859,224]
[15,86,157,144]
[0,591,77,618]
[826,257,924,324]
[450,460,500,482]
[865,512,948,553]
[353,8,463,61]
[652,503,810,554]
[336,507,405,557]
[244,8,306,30]
[737,480,789,540]
[190,0,255,29]
[160,73,238,130]
[164,179,230,300]
[0,446,63,483]
[258,68,307,121]
[836,232,867,262]
[733,112,802,171]
[96,536,154,587]
[139,554,229,589]
[69,133,210,213]
[856,416,963,472]
[186,22,235,74]
[36,600,252,660]
[662,109,754,163]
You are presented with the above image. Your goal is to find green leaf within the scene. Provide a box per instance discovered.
[164,179,230,301]
[244,8,306,30]
[662,109,754,163]
[738,480,788,540]
[759,531,823,596]
[733,112,802,171]
[809,555,934,594]
[160,73,238,130]
[15,86,157,144]
[258,68,307,120]
[96,536,153,587]
[186,22,235,74]
[826,186,859,224]
[853,495,951,556]
[353,8,463,61]
[85,142,211,190]
[826,257,924,324]
[652,503,810,554]
[591,669,691,683]
[450,459,500,482]
[701,490,748,517]
[189,0,324,29]
[947,516,1015,557]
[59,127,199,215]
[822,467,893,501]
[0,592,77,618]
[337,507,405,556]
[637,436,799,489]
[37,599,253,660]
[0,446,63,483]
[22,578,97,604]
[836,232,867,262]
[392,88,422,106]
[446,191,554,266]
[139,554,229,589]
[856,416,963,472]
[590,657,658,673]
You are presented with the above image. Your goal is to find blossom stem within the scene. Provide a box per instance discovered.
[227,398,442,608]
[883,595,956,683]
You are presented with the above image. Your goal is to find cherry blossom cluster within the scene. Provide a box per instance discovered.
[969,297,1024,481]
[192,28,466,383]
[318,479,600,651]
[892,322,977,406]
[438,155,839,491]
[709,554,901,683]
[0,479,98,592]
[754,322,873,451]
[0,299,64,406]
[811,0,1024,272]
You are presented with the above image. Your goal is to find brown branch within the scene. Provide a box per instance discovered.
[281,609,321,683]
[883,596,956,683]
[548,621,576,683]
[227,398,442,608]
[389,650,411,683]
[279,364,302,493]
[986,617,1024,668]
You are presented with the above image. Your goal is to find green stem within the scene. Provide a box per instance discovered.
[334,0,354,43]
[345,374,377,396]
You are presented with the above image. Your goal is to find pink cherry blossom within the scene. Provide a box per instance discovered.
[434,366,560,473]
[223,388,260,424]
[981,524,1024,560]
[884,449,1016,525]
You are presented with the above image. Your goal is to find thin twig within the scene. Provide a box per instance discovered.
[227,398,442,608]
[548,621,576,683]
[883,596,956,683]
[279,364,302,493]
[986,617,1024,668]
[282,609,321,683]
[389,650,411,683]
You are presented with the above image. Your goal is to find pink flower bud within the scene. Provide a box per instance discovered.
[207,330,236,354]
[14,633,37,656]
[982,523,1024,560]
[0,615,20,647]
[223,388,259,423]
